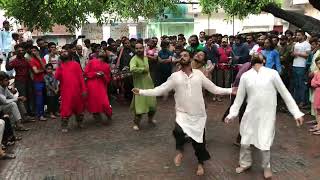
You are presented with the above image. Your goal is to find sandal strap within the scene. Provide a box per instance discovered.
[0,153,16,159]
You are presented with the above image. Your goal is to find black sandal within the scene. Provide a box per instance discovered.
[0,153,16,160]
[5,141,15,146]
[15,127,30,131]
[12,136,22,141]
[1,144,6,150]
[23,119,36,123]
[309,127,320,132]
[313,130,320,135]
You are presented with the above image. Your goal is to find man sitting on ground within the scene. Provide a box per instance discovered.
[0,71,29,131]
[0,115,15,160]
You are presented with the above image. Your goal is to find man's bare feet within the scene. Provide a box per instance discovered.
[196,164,205,176]
[233,142,240,147]
[148,119,157,127]
[174,152,183,166]
[39,116,47,121]
[77,122,84,129]
[264,168,272,179]
[133,125,139,131]
[50,114,57,119]
[61,128,68,133]
[236,166,251,174]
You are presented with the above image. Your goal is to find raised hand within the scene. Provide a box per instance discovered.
[224,117,234,124]
[18,96,27,102]
[132,88,140,95]
[96,71,104,77]
[295,116,304,127]
[231,87,238,95]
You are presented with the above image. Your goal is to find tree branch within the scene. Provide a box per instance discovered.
[309,0,320,11]
[262,3,320,34]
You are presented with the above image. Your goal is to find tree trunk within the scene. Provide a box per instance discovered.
[309,0,320,11]
[262,3,320,34]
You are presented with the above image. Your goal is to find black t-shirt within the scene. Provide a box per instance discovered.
[119,48,135,69]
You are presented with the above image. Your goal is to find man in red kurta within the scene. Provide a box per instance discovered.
[84,51,112,123]
[55,46,86,132]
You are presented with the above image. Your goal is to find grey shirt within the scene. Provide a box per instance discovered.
[0,86,17,105]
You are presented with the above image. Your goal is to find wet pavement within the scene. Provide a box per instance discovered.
[0,98,319,180]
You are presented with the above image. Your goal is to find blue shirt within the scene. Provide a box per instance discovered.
[158,49,173,74]
[158,49,173,59]
[0,30,12,53]
[40,48,49,59]
[232,43,250,64]
[262,49,282,74]
[204,45,220,64]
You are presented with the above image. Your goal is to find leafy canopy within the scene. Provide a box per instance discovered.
[200,0,282,18]
[0,0,285,32]
[0,0,178,32]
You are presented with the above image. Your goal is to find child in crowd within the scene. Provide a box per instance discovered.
[29,46,47,121]
[310,57,320,134]
[44,63,59,119]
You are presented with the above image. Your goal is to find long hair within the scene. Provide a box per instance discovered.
[98,50,109,62]
[265,37,275,50]
[0,71,9,81]
[190,35,200,47]
[251,53,264,65]
[315,56,320,65]
[160,40,169,50]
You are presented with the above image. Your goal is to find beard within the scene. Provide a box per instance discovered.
[17,54,24,58]
[251,58,264,65]
[60,55,69,62]
[191,60,203,69]
[191,43,198,47]
[180,58,191,66]
[280,42,286,46]
[136,51,144,56]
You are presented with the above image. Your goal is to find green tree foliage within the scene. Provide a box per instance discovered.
[200,0,281,18]
[200,0,320,34]
[2,0,320,34]
[0,0,178,32]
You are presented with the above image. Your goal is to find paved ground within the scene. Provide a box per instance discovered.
[0,97,320,180]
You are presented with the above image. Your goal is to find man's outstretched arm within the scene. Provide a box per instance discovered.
[273,71,304,126]
[201,72,232,95]
[133,76,175,97]
[226,76,247,123]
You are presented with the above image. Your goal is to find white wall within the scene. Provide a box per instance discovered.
[293,0,309,5]
[194,14,242,36]
[194,12,278,35]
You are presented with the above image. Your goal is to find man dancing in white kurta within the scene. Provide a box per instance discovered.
[225,54,304,179]
[132,49,233,176]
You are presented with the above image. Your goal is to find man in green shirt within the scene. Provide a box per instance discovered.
[129,42,157,131]
[186,35,205,56]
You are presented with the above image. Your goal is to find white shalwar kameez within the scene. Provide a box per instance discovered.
[227,67,304,151]
[140,69,232,143]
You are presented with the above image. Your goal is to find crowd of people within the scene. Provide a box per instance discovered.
[0,19,317,178]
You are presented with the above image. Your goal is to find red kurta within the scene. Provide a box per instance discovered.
[84,59,112,117]
[312,72,320,111]
[55,61,86,118]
